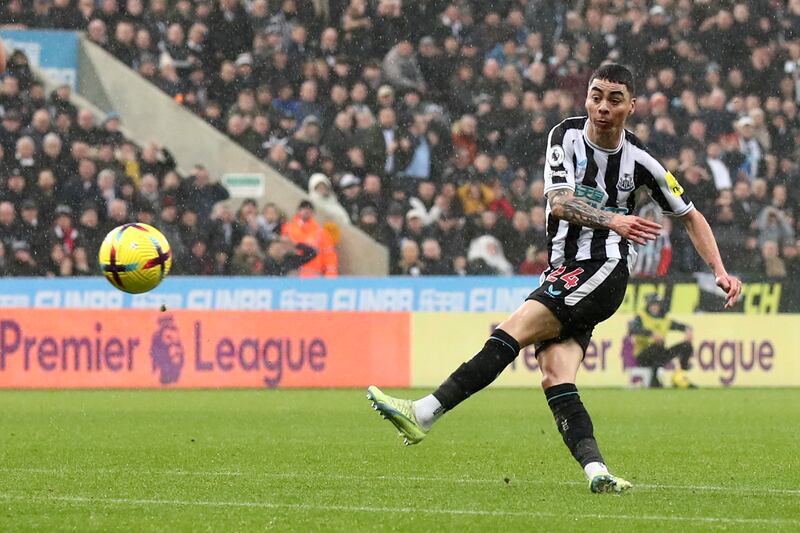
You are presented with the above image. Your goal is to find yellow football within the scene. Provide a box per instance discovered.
[98,223,172,294]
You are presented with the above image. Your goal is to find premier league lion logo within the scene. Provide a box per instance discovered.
[150,315,185,385]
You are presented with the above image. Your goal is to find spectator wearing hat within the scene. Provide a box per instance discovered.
[281,199,338,277]
[1,169,28,208]
[76,203,102,267]
[0,109,24,155]
[337,173,362,223]
[156,196,186,269]
[355,204,385,240]
[8,239,43,276]
[402,207,431,246]
[307,172,350,226]
[735,116,763,179]
[18,199,47,259]
[50,204,81,255]
[97,112,123,147]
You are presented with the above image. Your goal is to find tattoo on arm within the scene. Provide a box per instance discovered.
[548,189,613,229]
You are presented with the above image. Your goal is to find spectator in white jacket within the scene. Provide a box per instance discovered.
[308,172,351,226]
[408,179,442,226]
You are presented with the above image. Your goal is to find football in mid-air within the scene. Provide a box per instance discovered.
[98,223,172,294]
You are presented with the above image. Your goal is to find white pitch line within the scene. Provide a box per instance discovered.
[0,493,797,527]
[1,467,799,496]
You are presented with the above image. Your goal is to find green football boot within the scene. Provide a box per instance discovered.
[366,386,428,445]
[590,473,633,494]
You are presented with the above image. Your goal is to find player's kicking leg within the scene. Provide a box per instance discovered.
[366,300,561,446]
[537,339,632,494]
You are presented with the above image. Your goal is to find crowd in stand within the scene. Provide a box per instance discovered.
[1,0,799,279]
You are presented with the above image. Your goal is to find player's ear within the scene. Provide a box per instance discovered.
[629,97,636,117]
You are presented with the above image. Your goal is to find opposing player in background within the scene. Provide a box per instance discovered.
[367,64,741,493]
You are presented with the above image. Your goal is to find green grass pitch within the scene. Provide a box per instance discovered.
[0,389,798,531]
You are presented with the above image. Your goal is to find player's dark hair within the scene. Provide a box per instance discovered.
[589,63,635,96]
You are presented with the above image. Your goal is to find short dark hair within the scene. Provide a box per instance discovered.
[589,63,635,96]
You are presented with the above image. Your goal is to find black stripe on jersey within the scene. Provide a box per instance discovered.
[582,145,598,188]
[591,150,622,259]
[564,145,598,261]
[549,117,589,146]
[563,223,583,262]
[546,212,560,268]
[634,161,673,213]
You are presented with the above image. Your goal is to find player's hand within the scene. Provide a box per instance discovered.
[610,215,662,245]
[715,273,742,309]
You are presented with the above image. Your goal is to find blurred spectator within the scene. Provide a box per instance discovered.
[229,234,264,275]
[397,238,423,276]
[281,200,338,277]
[467,235,513,275]
[756,206,795,249]
[263,237,317,276]
[8,240,43,276]
[420,236,451,275]
[631,204,672,278]
[308,172,350,225]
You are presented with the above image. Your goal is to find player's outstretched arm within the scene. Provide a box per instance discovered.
[547,189,662,245]
[679,208,742,309]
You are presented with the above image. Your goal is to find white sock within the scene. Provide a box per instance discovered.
[584,461,609,480]
[413,394,445,431]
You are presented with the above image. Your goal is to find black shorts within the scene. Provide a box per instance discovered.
[527,258,628,357]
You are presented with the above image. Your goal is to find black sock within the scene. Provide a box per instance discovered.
[544,383,604,468]
[432,329,520,410]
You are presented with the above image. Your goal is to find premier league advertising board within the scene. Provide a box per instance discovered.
[0,277,797,388]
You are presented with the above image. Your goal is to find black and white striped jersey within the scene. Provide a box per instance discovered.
[543,116,694,269]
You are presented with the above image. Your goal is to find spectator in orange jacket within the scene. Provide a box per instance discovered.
[281,200,339,277]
